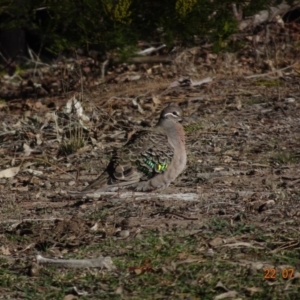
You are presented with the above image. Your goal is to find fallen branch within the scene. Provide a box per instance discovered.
[67,190,272,200]
[37,254,116,270]
[127,55,172,64]
[245,64,296,79]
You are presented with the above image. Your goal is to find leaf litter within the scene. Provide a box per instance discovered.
[1,67,300,298]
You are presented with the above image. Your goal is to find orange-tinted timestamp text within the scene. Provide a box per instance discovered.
[264,268,294,280]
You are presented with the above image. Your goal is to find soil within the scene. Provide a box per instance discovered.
[1,73,300,299]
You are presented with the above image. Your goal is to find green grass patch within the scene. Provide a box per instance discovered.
[254,79,284,87]
[58,126,86,156]
[184,122,203,134]
[271,152,300,164]
[1,218,300,299]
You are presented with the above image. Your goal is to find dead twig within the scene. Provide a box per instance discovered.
[37,254,116,270]
[245,63,296,79]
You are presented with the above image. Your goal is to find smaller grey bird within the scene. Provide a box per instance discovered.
[78,103,186,194]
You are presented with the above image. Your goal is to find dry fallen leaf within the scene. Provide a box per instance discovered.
[152,96,161,105]
[63,295,78,300]
[0,166,20,178]
[214,291,238,300]
[129,259,154,275]
[245,286,262,295]
[209,237,223,247]
[1,246,11,255]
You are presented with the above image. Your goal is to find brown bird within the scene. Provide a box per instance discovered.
[77,103,186,194]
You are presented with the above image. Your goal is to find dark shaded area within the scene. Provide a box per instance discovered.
[0,0,274,66]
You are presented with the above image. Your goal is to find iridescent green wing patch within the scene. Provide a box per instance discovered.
[135,155,169,177]
[135,159,151,176]
[122,129,173,179]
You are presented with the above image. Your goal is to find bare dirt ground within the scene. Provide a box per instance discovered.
[1,73,300,299]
